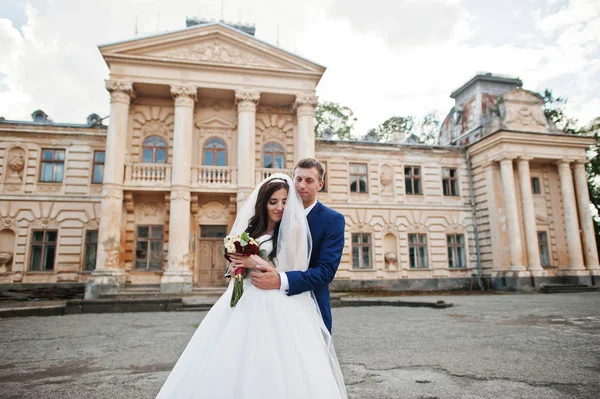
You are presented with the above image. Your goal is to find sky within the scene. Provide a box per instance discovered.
[0,0,598,136]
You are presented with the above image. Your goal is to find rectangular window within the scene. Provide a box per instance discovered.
[538,231,550,267]
[200,225,228,238]
[40,148,65,182]
[349,163,368,193]
[442,168,459,196]
[352,233,372,269]
[447,234,466,268]
[319,161,327,193]
[531,177,541,195]
[29,230,57,271]
[408,233,428,268]
[135,225,164,270]
[405,166,421,195]
[92,151,105,184]
[83,230,98,271]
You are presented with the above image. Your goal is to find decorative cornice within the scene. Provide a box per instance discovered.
[102,55,322,80]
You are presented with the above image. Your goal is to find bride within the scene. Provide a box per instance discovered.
[156,173,347,399]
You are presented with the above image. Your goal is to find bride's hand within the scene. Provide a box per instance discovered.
[230,254,269,269]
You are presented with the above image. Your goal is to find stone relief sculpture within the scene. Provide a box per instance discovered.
[6,148,26,183]
[0,251,13,274]
[158,40,277,68]
[379,164,394,196]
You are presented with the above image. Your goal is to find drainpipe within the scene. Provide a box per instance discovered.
[466,148,484,290]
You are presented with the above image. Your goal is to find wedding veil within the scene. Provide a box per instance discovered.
[229,173,312,273]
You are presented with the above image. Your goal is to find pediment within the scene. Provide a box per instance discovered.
[99,23,325,75]
[499,88,549,133]
[501,88,544,105]
[195,116,236,130]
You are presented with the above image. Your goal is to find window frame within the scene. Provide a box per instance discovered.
[531,177,541,195]
[404,165,422,195]
[538,231,551,267]
[91,150,105,184]
[442,167,459,197]
[142,135,168,164]
[39,148,65,183]
[263,141,285,169]
[408,233,428,268]
[134,225,165,270]
[349,163,368,193]
[447,233,467,268]
[29,229,58,271]
[351,232,372,269]
[202,137,228,167]
[83,229,99,271]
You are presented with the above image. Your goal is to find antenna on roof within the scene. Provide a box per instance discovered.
[277,24,280,46]
[135,14,138,36]
[221,0,224,22]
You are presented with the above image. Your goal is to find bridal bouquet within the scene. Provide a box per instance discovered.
[222,232,260,307]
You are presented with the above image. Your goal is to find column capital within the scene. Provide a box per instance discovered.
[517,155,534,162]
[573,158,589,166]
[105,80,135,104]
[556,158,576,168]
[235,90,260,112]
[170,85,198,107]
[293,95,318,115]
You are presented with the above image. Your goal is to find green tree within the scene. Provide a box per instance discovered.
[539,89,578,133]
[314,101,357,140]
[367,112,440,144]
[416,111,440,145]
[373,115,415,142]
[581,117,600,253]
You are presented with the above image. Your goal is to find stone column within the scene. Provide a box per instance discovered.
[516,157,544,276]
[160,85,197,294]
[85,80,135,299]
[573,160,600,274]
[499,157,526,272]
[235,90,260,203]
[557,159,586,273]
[294,95,318,161]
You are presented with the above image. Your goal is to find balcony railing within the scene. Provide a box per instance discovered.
[255,168,293,183]
[192,166,237,187]
[125,163,171,186]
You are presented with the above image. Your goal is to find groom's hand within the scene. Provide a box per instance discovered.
[250,264,281,290]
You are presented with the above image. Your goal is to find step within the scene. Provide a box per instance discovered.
[540,284,599,293]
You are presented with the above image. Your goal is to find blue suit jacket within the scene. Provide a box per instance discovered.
[285,201,345,333]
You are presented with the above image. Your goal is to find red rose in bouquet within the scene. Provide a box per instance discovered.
[222,232,260,307]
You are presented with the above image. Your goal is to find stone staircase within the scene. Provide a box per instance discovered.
[540,284,600,294]
[99,285,226,299]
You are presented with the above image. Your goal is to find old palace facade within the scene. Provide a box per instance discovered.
[0,22,598,297]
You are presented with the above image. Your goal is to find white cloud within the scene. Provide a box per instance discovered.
[0,0,598,136]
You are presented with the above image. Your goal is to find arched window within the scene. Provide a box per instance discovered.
[263,142,284,169]
[203,138,228,166]
[142,136,167,163]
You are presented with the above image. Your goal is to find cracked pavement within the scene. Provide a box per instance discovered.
[0,292,599,398]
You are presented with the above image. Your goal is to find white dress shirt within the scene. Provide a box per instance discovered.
[278,200,318,292]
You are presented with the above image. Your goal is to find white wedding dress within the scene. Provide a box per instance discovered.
[156,235,347,399]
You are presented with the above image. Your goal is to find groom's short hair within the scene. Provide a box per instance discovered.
[294,158,325,182]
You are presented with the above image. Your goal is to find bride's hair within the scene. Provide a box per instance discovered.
[245,178,289,262]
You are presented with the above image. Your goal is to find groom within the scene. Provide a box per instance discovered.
[251,158,345,333]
